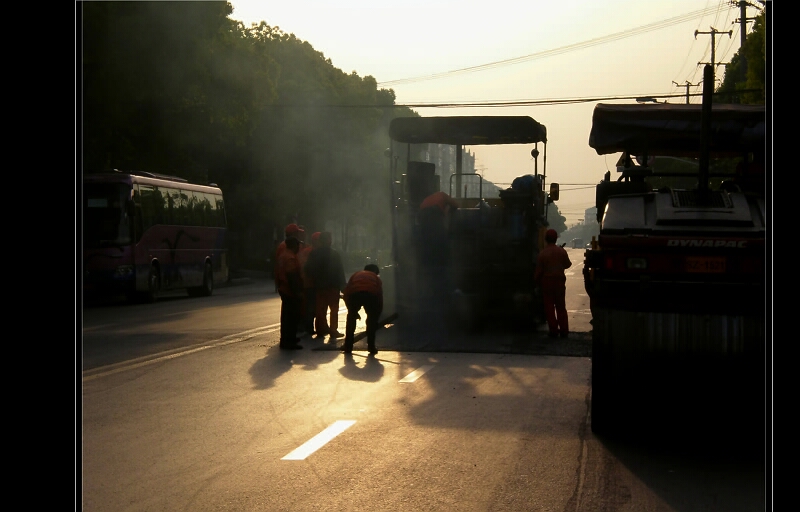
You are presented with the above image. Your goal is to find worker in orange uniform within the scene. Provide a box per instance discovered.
[342,264,384,355]
[416,191,458,330]
[276,236,304,350]
[534,229,572,338]
[304,231,346,341]
[274,223,305,293]
[298,231,321,335]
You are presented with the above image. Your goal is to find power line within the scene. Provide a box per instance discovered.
[265,86,763,110]
[389,89,761,108]
[377,6,730,87]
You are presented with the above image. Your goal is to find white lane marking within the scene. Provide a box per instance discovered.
[399,365,434,383]
[82,324,281,382]
[281,420,356,460]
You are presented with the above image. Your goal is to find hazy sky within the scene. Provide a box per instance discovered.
[228,0,762,225]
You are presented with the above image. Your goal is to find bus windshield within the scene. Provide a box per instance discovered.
[84,182,132,248]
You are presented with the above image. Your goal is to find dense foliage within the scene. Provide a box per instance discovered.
[81,1,414,269]
[716,6,767,105]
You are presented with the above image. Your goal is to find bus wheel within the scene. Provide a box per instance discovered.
[189,262,213,297]
[144,265,160,303]
[199,262,213,296]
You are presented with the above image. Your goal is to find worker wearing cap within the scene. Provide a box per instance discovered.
[534,229,572,338]
[342,264,384,355]
[304,231,346,340]
[276,236,304,349]
[274,223,305,293]
[416,191,458,335]
[417,191,458,266]
[298,231,321,335]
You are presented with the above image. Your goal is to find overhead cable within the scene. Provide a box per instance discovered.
[377,5,731,87]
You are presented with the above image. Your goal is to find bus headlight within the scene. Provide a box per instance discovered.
[114,265,134,278]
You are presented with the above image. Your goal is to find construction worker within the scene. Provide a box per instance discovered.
[298,231,321,335]
[304,231,346,341]
[534,229,572,338]
[342,264,384,355]
[274,223,305,293]
[416,191,458,329]
[275,236,304,350]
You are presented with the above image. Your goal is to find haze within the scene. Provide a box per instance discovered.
[228,0,762,225]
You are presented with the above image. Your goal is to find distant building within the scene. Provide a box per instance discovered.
[411,143,476,196]
[585,206,597,224]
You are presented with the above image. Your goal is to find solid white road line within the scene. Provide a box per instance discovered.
[281,420,356,460]
[82,324,281,382]
[399,364,434,383]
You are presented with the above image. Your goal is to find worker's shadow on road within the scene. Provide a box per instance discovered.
[249,342,310,390]
[338,353,384,382]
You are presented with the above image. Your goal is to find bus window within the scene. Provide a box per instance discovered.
[194,192,213,227]
[168,188,182,225]
[179,191,190,225]
[84,182,132,247]
[191,191,211,227]
[138,185,160,231]
[214,194,226,227]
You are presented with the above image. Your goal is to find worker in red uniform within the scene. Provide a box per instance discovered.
[419,191,458,219]
[417,191,458,262]
[305,231,346,341]
[298,231,321,335]
[414,191,459,338]
[534,229,572,338]
[276,236,304,349]
[342,264,384,355]
[274,223,305,292]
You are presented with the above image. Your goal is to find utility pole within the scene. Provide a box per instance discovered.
[672,80,700,104]
[695,26,732,80]
[731,1,761,81]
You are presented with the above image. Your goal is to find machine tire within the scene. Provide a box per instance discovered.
[589,312,617,436]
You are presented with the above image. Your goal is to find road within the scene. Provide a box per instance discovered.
[80,248,767,511]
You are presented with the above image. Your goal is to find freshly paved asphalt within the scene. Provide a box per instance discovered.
[229,269,592,358]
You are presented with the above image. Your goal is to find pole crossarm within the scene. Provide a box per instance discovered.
[694,27,732,78]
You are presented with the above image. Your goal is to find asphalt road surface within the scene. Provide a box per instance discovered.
[80,248,768,511]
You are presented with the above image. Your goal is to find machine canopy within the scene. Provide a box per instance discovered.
[389,116,547,146]
[588,103,765,158]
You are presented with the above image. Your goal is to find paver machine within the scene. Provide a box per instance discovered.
[386,115,559,336]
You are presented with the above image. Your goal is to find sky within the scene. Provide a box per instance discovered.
[227,0,763,226]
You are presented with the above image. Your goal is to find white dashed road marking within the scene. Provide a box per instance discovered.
[281,420,356,460]
[399,365,434,383]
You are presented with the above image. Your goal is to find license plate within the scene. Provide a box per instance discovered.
[685,256,726,273]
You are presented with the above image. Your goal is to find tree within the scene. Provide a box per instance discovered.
[81,3,419,269]
[716,6,766,105]
[546,203,567,234]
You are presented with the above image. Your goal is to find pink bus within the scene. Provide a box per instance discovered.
[83,170,229,302]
